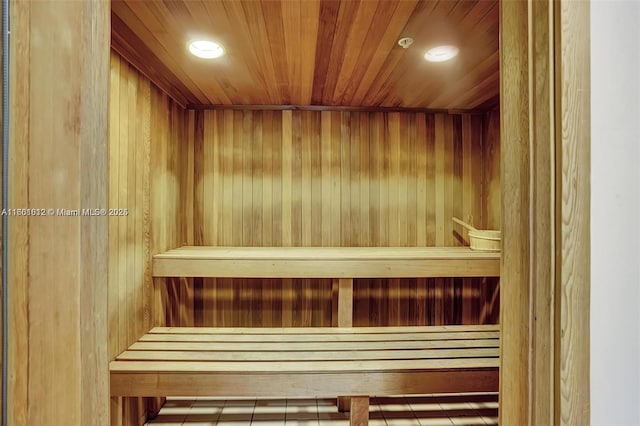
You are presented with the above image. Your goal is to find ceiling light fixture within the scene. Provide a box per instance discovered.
[424,45,459,62]
[188,40,224,59]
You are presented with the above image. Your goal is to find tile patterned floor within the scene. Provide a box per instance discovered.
[146,394,499,426]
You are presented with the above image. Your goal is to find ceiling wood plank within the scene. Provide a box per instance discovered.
[111,0,499,109]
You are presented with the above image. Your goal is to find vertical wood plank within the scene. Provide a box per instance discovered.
[188,108,497,327]
[500,0,533,423]
[281,110,293,326]
[556,0,590,423]
[9,1,110,423]
[337,278,354,327]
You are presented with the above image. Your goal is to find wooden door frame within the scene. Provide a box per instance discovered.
[500,0,590,424]
[2,0,590,424]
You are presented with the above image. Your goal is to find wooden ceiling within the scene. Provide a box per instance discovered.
[111,0,499,110]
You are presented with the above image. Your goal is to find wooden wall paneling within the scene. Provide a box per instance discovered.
[110,50,193,424]
[109,50,122,365]
[118,57,131,352]
[461,115,480,324]
[8,1,109,424]
[281,110,293,326]
[433,114,447,325]
[388,113,401,325]
[177,106,194,327]
[479,109,501,326]
[185,109,498,328]
[483,108,501,230]
[138,60,153,341]
[108,53,145,426]
[262,111,274,326]
[405,113,418,327]
[192,110,205,327]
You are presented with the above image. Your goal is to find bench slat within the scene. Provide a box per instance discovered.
[154,246,501,260]
[139,331,499,343]
[149,324,500,335]
[117,347,500,362]
[109,357,499,373]
[129,338,499,352]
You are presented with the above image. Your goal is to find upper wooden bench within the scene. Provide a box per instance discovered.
[152,246,500,278]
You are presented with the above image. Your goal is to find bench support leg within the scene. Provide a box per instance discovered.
[337,396,351,412]
[349,396,369,426]
[332,278,353,327]
[110,397,122,426]
[146,397,165,419]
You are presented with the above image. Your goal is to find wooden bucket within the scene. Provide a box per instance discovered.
[452,217,501,252]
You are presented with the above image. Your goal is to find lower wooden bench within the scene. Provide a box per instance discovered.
[110,325,500,424]
[110,324,500,425]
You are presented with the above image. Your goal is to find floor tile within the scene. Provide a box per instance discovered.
[145,420,184,426]
[285,412,318,421]
[184,413,221,423]
[217,412,253,423]
[143,394,500,426]
[447,417,487,426]
[317,411,348,421]
[193,399,226,407]
[284,420,319,426]
[318,420,349,426]
[224,399,258,407]
[285,399,318,419]
[376,398,418,424]
[416,418,455,426]
[189,406,223,415]
[252,412,286,422]
[254,404,288,415]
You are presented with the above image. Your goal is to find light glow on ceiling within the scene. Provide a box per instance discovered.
[188,40,224,59]
[424,45,459,62]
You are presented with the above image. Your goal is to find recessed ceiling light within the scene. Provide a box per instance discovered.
[424,45,459,62]
[188,40,224,59]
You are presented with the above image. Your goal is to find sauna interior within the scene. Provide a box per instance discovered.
[108,0,501,424]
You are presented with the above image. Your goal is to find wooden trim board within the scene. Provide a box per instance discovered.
[152,246,500,278]
[500,0,590,424]
[110,370,499,398]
